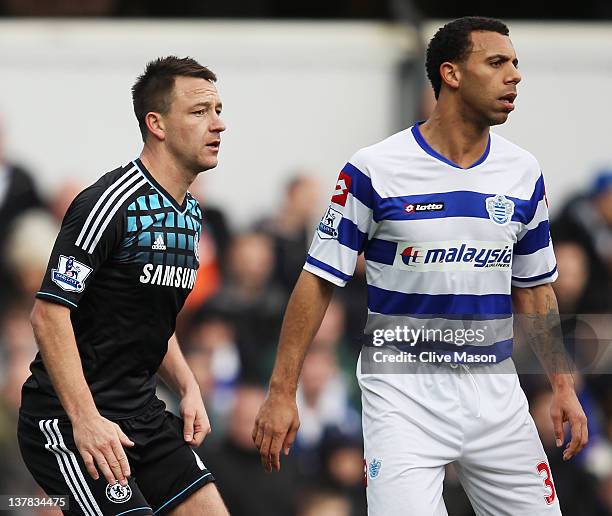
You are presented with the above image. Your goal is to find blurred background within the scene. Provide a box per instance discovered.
[1,1,612,515]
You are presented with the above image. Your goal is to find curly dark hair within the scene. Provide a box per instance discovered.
[132,56,217,142]
[426,16,509,100]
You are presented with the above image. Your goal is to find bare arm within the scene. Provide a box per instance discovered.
[158,334,199,397]
[252,270,334,471]
[30,300,97,420]
[158,334,210,445]
[268,270,335,396]
[512,283,573,390]
[512,284,588,459]
[30,299,134,484]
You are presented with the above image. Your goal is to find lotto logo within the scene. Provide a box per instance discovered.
[404,202,445,214]
[331,171,352,207]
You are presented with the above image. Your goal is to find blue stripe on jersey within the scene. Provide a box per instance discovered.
[411,123,491,170]
[36,291,78,308]
[306,255,352,282]
[368,285,512,315]
[376,191,532,223]
[115,507,152,516]
[342,162,379,210]
[364,238,397,265]
[514,220,551,255]
[520,173,546,225]
[337,217,367,251]
[512,265,557,283]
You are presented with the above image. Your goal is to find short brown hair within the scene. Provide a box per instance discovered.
[132,56,217,142]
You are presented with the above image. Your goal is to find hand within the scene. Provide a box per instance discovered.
[180,387,211,446]
[252,391,300,472]
[550,386,588,461]
[72,414,134,486]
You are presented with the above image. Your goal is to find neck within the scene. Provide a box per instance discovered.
[419,96,490,169]
[139,144,196,206]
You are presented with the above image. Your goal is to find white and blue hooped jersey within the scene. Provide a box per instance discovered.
[304,122,558,363]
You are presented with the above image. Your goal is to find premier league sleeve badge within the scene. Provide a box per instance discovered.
[51,255,93,292]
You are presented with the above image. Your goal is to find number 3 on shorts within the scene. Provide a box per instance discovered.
[536,461,556,505]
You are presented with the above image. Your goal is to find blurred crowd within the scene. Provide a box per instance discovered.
[1,109,612,515]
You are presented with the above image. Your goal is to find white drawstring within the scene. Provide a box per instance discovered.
[460,364,481,418]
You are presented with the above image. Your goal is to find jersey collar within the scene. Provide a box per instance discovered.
[133,158,189,214]
[411,121,491,170]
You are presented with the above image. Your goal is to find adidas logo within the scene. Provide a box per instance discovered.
[152,235,167,251]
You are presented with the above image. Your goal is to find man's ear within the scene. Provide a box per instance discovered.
[145,112,165,141]
[439,61,461,92]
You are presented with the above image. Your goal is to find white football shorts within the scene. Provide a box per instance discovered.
[358,353,562,516]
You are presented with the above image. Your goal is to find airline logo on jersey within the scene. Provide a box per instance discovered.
[317,205,342,240]
[51,255,93,292]
[401,246,422,265]
[404,202,445,214]
[152,234,167,250]
[331,171,352,207]
[486,194,515,225]
[396,240,512,271]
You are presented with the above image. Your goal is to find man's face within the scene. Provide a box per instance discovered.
[161,76,225,173]
[456,31,522,126]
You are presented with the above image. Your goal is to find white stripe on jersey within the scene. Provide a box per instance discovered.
[75,165,138,248]
[365,261,512,296]
[80,172,145,253]
[343,195,377,237]
[303,261,347,287]
[521,198,549,233]
[86,177,148,254]
[373,217,522,244]
[512,245,557,280]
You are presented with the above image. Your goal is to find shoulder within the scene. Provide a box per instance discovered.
[66,162,144,219]
[349,128,414,172]
[490,132,541,173]
[489,133,545,204]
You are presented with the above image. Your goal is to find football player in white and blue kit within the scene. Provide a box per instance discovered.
[253,17,588,515]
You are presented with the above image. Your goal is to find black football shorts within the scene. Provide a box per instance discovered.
[18,397,215,515]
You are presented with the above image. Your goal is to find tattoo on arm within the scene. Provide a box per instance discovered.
[521,288,573,377]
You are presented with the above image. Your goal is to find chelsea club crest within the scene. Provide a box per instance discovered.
[485,194,514,225]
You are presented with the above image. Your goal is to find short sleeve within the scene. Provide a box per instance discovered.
[512,173,558,288]
[304,156,377,287]
[36,186,124,309]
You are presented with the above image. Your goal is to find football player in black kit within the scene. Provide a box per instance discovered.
[17,56,229,516]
